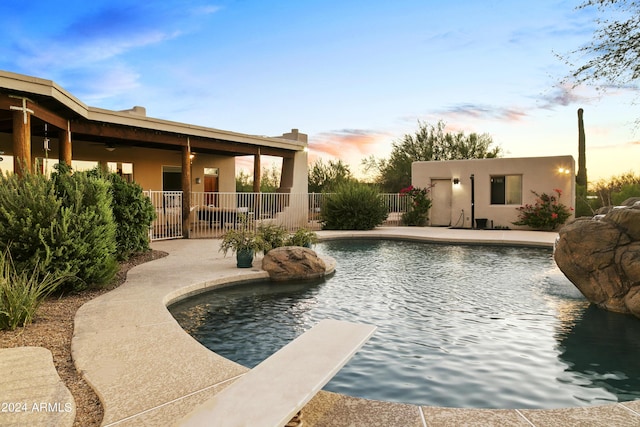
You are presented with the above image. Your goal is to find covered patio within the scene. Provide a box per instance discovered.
[0,70,308,238]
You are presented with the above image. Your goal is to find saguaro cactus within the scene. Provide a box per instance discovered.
[576,108,587,186]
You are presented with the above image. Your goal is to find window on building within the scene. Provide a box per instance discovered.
[490,175,522,205]
[108,162,134,183]
[162,166,182,191]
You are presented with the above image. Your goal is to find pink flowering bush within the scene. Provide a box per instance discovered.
[513,189,572,231]
[400,185,432,226]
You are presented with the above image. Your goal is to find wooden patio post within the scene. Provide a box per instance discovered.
[58,121,72,167]
[253,148,261,193]
[253,148,261,219]
[12,106,32,176]
[182,140,192,239]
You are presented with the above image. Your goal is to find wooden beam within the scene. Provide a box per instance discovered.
[28,101,69,130]
[12,109,31,175]
[71,121,297,158]
[0,93,68,130]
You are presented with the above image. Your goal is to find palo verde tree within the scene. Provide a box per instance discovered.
[308,158,354,193]
[564,1,640,105]
[236,165,282,193]
[363,120,501,192]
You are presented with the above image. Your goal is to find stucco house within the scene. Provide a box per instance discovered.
[0,70,308,237]
[412,156,576,229]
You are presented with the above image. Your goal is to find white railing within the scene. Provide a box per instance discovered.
[145,191,411,240]
[145,191,183,240]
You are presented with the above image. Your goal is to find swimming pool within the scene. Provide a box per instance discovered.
[169,239,640,409]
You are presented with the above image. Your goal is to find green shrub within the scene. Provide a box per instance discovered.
[51,169,118,289]
[286,228,318,247]
[399,185,432,226]
[256,223,288,252]
[96,171,155,260]
[0,251,67,330]
[612,183,640,206]
[321,182,388,230]
[0,169,118,292]
[0,171,62,277]
[512,189,572,231]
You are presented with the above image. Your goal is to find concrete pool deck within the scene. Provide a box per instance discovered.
[15,227,640,426]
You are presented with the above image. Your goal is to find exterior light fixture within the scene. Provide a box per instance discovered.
[558,167,570,175]
[453,178,460,185]
[105,144,116,152]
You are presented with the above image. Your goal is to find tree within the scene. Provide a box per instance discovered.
[565,1,640,91]
[591,171,640,207]
[308,159,353,193]
[259,164,281,193]
[235,170,253,192]
[235,165,282,193]
[363,120,501,192]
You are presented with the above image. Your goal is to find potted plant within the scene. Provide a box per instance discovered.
[219,215,264,267]
[256,223,288,254]
[286,228,319,248]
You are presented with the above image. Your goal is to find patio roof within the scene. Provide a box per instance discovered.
[0,70,305,158]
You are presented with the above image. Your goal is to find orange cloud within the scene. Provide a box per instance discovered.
[309,129,392,159]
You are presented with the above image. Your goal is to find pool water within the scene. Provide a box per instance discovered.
[169,240,640,409]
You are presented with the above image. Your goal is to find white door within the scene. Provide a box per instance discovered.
[430,179,452,226]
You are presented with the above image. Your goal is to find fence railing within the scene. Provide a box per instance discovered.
[145,191,410,240]
[145,191,183,240]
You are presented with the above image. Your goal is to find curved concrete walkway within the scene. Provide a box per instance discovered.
[0,347,76,427]
[70,227,640,426]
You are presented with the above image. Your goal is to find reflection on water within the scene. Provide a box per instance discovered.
[169,240,640,409]
[170,279,325,366]
[556,305,640,403]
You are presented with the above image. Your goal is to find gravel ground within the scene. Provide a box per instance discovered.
[0,250,168,427]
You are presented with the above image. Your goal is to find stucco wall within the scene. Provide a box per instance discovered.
[412,156,576,229]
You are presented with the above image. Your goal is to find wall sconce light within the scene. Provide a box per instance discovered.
[558,167,571,175]
[195,177,201,184]
[453,178,460,185]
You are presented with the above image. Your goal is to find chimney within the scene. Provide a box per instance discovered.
[120,106,147,117]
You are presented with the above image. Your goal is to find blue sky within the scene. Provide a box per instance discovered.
[1,0,639,181]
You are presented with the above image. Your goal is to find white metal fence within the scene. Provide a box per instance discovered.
[145,191,183,240]
[145,191,410,241]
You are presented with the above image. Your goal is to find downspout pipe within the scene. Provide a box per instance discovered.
[470,174,475,229]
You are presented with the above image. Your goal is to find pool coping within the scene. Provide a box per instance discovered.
[70,227,640,426]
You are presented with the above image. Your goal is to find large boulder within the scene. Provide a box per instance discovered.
[554,205,640,318]
[262,246,327,281]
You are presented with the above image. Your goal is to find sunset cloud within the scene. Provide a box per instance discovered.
[309,129,392,159]
[439,103,526,122]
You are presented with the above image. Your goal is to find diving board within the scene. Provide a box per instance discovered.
[180,319,376,427]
